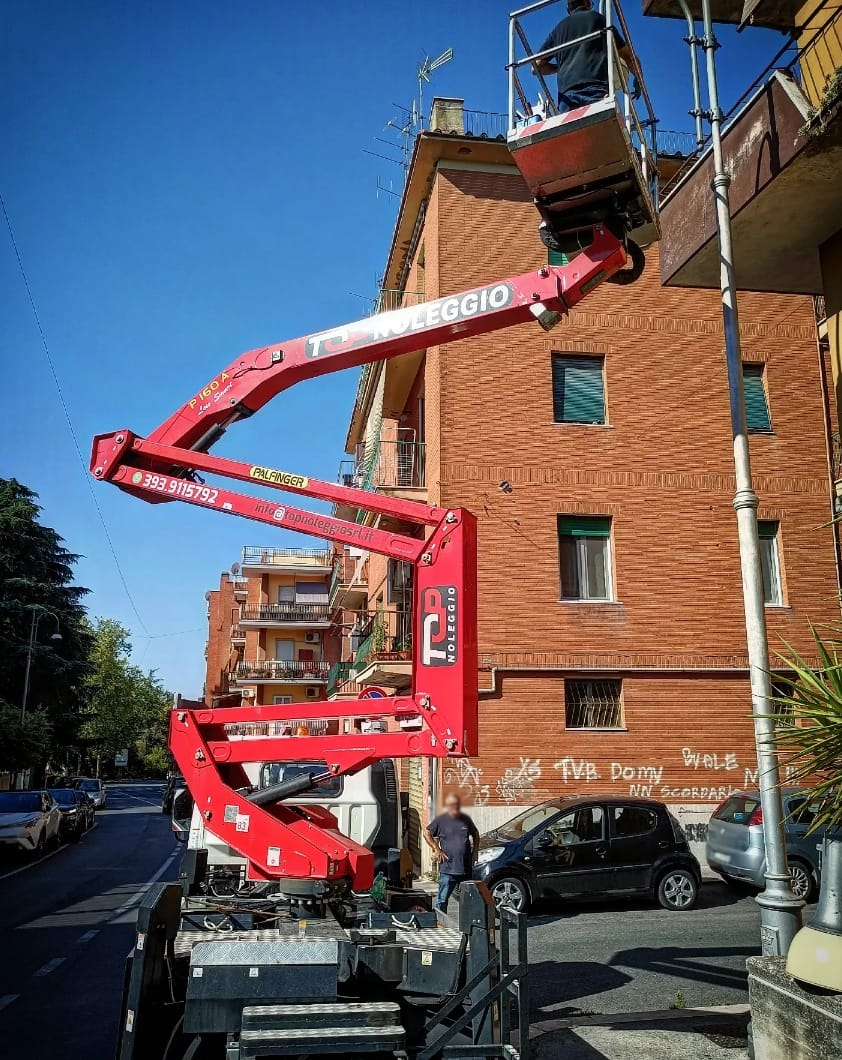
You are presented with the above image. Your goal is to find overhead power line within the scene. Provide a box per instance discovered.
[1,190,151,636]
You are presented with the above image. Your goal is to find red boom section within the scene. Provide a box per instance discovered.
[90,230,624,888]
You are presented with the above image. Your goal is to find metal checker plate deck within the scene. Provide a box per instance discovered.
[393,927,463,951]
[174,923,349,959]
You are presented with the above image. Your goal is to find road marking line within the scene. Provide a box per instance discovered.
[33,957,65,977]
[0,994,19,1012]
[109,848,180,922]
[77,929,100,943]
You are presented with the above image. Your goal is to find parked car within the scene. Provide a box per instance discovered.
[706,788,825,900]
[473,796,701,914]
[73,777,106,809]
[47,787,95,841]
[162,773,184,815]
[0,791,62,858]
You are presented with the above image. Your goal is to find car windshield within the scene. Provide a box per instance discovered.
[494,802,566,840]
[48,789,77,807]
[79,780,100,792]
[259,760,342,798]
[0,793,42,813]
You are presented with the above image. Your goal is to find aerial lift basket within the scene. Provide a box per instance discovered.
[506,0,660,264]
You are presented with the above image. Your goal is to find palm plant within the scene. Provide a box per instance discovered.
[768,623,842,832]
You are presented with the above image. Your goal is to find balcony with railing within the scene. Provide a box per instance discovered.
[230,626,246,644]
[329,552,369,608]
[239,602,331,628]
[335,428,427,523]
[232,660,330,684]
[351,609,413,691]
[656,2,842,294]
[241,547,332,574]
[231,578,249,596]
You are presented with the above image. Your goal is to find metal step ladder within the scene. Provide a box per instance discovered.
[236,1001,407,1058]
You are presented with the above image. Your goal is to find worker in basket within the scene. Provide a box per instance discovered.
[535,0,642,113]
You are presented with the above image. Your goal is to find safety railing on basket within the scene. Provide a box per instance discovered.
[506,0,659,206]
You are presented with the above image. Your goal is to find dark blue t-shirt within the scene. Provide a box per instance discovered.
[541,10,626,98]
[429,811,479,875]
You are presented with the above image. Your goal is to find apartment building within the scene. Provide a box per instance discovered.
[328,99,840,869]
[204,547,336,710]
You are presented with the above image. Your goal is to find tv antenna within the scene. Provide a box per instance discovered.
[417,47,453,130]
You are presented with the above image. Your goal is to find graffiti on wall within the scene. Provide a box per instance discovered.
[553,757,599,782]
[497,757,542,804]
[444,759,490,806]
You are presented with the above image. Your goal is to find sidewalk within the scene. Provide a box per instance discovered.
[530,1005,750,1059]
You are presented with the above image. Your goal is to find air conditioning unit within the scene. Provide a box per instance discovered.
[304,631,321,644]
[305,687,320,699]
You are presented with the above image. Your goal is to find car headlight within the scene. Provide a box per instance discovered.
[475,846,505,866]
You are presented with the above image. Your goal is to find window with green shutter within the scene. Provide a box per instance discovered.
[742,363,772,432]
[552,355,605,424]
[558,515,613,600]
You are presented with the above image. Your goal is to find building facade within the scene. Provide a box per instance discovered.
[204,547,336,710]
[328,100,840,870]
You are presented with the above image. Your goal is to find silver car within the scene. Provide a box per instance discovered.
[0,791,62,858]
[706,788,824,900]
[74,777,106,809]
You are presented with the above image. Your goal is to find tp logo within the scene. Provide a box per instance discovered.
[421,586,458,667]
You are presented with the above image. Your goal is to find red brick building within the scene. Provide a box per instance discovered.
[327,100,840,869]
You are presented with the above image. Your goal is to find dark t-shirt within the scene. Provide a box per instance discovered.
[429,811,479,876]
[541,10,626,98]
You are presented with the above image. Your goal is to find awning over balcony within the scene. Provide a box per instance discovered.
[659,71,842,294]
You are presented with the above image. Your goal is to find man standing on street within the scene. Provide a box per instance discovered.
[534,0,642,113]
[424,793,480,913]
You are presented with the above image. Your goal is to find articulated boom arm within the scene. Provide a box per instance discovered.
[90,227,627,890]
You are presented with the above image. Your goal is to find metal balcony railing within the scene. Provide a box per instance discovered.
[833,432,841,483]
[230,626,246,641]
[815,294,827,324]
[352,610,413,668]
[327,661,352,695]
[329,553,370,600]
[241,546,332,567]
[234,660,330,681]
[231,578,249,593]
[239,603,330,623]
[337,430,426,495]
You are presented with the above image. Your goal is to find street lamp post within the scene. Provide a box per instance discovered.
[672,0,804,956]
[20,606,62,724]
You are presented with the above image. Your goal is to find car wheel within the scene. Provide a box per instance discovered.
[657,868,698,910]
[788,860,815,901]
[490,876,531,915]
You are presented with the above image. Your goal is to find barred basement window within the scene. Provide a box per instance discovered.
[565,678,623,729]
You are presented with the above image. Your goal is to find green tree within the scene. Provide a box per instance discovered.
[0,479,92,774]
[771,624,842,831]
[83,618,171,775]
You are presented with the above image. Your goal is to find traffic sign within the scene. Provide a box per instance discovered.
[359,687,387,699]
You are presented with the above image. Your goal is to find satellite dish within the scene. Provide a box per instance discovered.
[231,561,241,575]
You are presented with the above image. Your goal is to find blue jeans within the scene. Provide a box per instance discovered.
[436,872,466,913]
[558,83,608,114]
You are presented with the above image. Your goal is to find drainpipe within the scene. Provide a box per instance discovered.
[689,0,803,956]
[676,0,706,148]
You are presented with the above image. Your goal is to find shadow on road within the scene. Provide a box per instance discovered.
[529,960,633,1016]
[608,944,758,990]
[528,881,748,925]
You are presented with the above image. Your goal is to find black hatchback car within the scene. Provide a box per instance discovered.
[472,796,701,914]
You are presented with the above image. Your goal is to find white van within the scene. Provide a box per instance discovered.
[175,758,403,894]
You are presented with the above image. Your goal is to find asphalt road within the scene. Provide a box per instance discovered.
[527,883,816,1018]
[0,785,816,1058]
[0,780,177,1060]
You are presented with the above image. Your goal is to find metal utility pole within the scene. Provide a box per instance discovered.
[20,606,62,723]
[678,0,804,955]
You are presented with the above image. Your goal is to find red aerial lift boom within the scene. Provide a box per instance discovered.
[90,225,629,893]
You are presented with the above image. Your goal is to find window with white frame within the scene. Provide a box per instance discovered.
[558,515,613,600]
[758,521,783,605]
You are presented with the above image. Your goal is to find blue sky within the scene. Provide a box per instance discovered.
[1,1,785,695]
